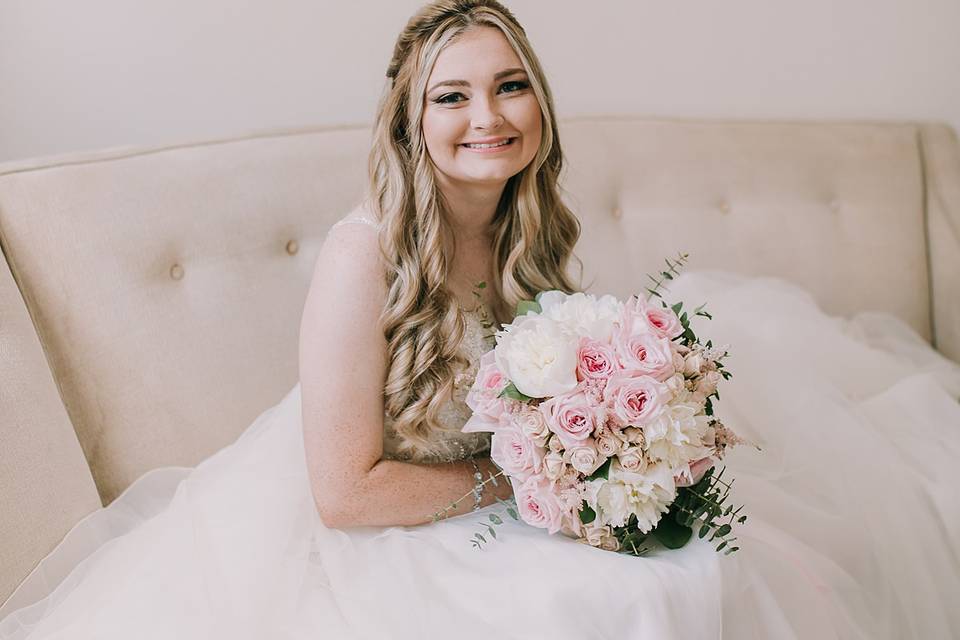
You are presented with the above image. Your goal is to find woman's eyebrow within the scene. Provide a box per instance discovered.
[427,67,527,93]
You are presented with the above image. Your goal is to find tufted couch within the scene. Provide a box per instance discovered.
[2,116,959,605]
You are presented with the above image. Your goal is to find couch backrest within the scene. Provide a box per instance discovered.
[1,117,957,506]
[0,252,101,601]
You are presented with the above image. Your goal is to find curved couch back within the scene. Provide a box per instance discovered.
[1,117,957,508]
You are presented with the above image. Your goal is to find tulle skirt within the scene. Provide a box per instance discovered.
[2,270,959,639]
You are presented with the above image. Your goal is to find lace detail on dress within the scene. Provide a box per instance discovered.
[382,306,496,464]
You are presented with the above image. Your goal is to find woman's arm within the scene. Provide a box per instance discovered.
[299,222,511,529]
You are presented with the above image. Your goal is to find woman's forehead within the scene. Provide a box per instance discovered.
[429,27,523,82]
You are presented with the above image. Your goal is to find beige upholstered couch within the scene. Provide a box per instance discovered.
[2,116,959,605]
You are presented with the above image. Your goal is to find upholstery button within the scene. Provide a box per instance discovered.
[612,206,622,219]
[285,239,299,256]
[718,201,731,214]
[169,263,184,280]
[829,199,841,212]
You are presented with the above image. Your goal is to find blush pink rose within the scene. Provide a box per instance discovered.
[604,371,669,428]
[463,351,510,434]
[539,390,600,449]
[576,337,619,382]
[675,456,716,487]
[513,475,565,534]
[490,423,545,481]
[613,331,675,381]
[623,295,684,340]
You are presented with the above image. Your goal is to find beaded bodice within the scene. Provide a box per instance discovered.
[327,214,495,464]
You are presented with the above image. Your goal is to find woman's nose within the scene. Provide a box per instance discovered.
[470,96,504,130]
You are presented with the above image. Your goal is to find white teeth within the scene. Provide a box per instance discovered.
[464,139,512,149]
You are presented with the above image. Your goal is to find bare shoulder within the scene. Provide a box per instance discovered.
[299,205,389,454]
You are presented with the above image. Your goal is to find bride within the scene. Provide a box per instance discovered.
[3,1,960,638]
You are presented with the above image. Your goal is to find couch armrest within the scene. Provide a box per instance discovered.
[919,123,960,364]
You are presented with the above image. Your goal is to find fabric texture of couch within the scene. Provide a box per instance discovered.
[1,116,958,605]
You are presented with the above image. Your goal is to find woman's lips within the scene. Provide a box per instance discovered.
[459,137,517,153]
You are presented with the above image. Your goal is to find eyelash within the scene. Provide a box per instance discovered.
[433,80,530,105]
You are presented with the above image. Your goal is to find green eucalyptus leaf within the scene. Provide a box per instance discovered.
[587,458,612,481]
[515,300,542,317]
[498,382,533,403]
[652,517,693,549]
[578,503,597,525]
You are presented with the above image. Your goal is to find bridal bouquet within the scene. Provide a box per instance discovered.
[457,255,748,556]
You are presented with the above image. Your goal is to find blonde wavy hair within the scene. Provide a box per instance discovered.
[368,0,583,457]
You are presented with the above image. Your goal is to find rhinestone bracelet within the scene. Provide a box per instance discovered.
[467,457,484,512]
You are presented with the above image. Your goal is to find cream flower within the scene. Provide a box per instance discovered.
[642,400,712,471]
[494,314,579,398]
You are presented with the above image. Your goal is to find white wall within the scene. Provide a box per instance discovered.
[2,0,958,164]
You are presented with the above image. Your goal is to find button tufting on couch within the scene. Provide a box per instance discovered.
[1,116,958,606]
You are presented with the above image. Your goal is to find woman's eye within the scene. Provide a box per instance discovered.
[435,92,465,105]
[432,81,529,105]
[499,80,529,93]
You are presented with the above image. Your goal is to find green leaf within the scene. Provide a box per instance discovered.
[507,508,519,520]
[515,300,542,317]
[489,513,503,525]
[715,523,732,537]
[661,270,674,280]
[671,302,683,314]
[475,533,487,544]
[578,502,597,525]
[653,517,693,549]
[587,458,612,481]
[699,524,711,538]
[487,525,497,539]
[498,382,533,402]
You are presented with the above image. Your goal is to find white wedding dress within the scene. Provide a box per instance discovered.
[2,264,959,639]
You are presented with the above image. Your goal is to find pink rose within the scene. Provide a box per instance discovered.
[463,351,510,434]
[604,371,669,428]
[643,304,684,340]
[539,390,600,449]
[675,456,716,487]
[614,331,675,381]
[513,475,565,534]
[576,337,619,382]
[490,423,545,481]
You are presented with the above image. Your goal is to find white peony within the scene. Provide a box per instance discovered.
[642,400,713,471]
[536,291,624,342]
[494,314,579,398]
[594,461,677,532]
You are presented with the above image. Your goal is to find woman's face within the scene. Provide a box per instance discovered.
[422,26,543,191]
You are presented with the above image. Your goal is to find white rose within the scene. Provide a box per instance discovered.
[695,370,721,397]
[665,372,686,396]
[623,426,645,446]
[595,432,622,457]
[566,441,603,475]
[617,445,647,473]
[537,291,623,342]
[683,351,704,377]
[547,434,564,453]
[494,315,579,398]
[599,530,620,552]
[542,451,565,480]
[518,406,551,445]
